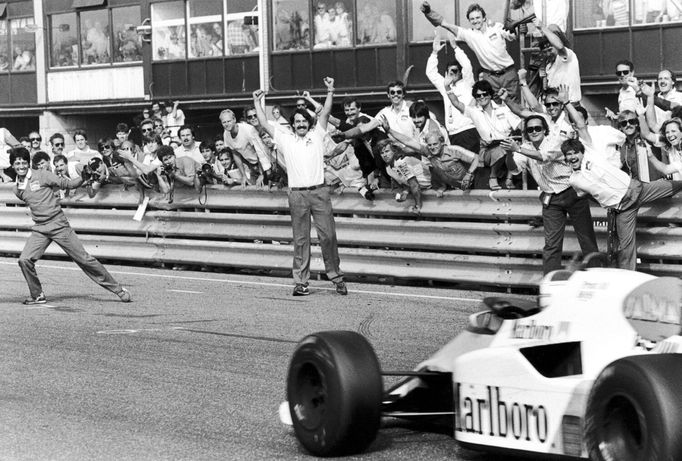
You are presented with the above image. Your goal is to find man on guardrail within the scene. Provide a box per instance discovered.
[10,147,131,305]
[252,77,348,296]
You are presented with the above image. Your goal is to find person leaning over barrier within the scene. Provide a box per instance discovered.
[155,144,202,194]
[10,147,131,305]
[252,77,348,297]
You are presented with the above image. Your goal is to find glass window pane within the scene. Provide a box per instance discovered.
[152,1,186,60]
[357,0,397,45]
[81,9,111,65]
[273,0,309,51]
[50,13,78,67]
[0,21,8,72]
[409,0,452,42]
[113,6,142,62]
[10,18,35,71]
[457,0,506,25]
[312,1,353,48]
[575,0,629,28]
[633,0,680,24]
[226,0,259,55]
[189,0,223,58]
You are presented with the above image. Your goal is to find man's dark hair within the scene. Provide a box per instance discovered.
[342,96,360,108]
[446,59,462,72]
[19,136,30,143]
[53,154,68,165]
[201,142,215,153]
[49,133,65,145]
[97,137,116,152]
[156,145,175,161]
[472,80,494,97]
[116,123,130,133]
[243,106,256,116]
[466,3,486,19]
[9,146,30,164]
[178,124,195,138]
[151,117,165,127]
[615,59,634,72]
[385,80,406,94]
[289,108,315,127]
[73,129,88,140]
[32,150,51,168]
[140,118,154,129]
[409,100,430,119]
[217,146,236,159]
[524,114,550,137]
[561,138,585,155]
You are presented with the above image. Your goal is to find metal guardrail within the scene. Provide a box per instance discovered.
[2,183,682,289]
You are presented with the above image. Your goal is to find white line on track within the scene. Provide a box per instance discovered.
[97,326,186,335]
[0,261,481,303]
[168,289,204,294]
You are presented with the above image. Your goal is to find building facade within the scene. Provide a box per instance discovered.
[1,0,682,148]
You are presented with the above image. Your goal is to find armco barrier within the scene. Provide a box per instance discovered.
[2,183,682,289]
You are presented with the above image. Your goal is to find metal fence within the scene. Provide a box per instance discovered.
[2,183,681,289]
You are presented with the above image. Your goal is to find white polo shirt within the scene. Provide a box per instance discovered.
[464,101,521,143]
[273,123,325,188]
[583,125,626,169]
[455,23,515,71]
[376,101,415,138]
[654,88,682,129]
[174,142,205,164]
[570,155,631,208]
[618,86,643,114]
[546,48,582,103]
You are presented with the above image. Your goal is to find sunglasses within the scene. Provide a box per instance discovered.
[142,127,153,132]
[53,142,64,147]
[619,118,639,128]
[246,114,257,119]
[120,147,132,150]
[448,68,461,74]
[616,69,631,77]
[475,92,491,99]
[102,145,113,149]
[545,101,563,108]
[389,89,404,96]
[30,137,41,141]
[154,124,164,128]
[297,104,306,107]
[525,125,544,134]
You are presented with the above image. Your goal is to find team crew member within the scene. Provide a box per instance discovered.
[252,78,347,296]
[422,1,520,102]
[10,147,131,305]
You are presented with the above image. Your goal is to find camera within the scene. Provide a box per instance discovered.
[81,157,104,184]
[197,163,224,184]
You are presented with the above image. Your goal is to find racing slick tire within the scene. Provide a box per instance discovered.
[584,354,682,461]
[286,330,383,457]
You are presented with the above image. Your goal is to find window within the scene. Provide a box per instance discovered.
[0,21,7,71]
[10,18,36,71]
[575,0,628,28]
[458,0,506,26]
[273,0,309,50]
[312,0,353,48]
[152,1,186,60]
[189,0,222,58]
[50,13,78,67]
[409,0,453,42]
[226,0,259,55]
[113,6,142,62]
[357,0,396,45]
[49,6,141,68]
[632,0,682,24]
[81,9,110,65]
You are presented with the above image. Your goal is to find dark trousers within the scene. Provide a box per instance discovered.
[18,214,122,298]
[288,186,343,286]
[542,188,599,274]
[449,127,481,155]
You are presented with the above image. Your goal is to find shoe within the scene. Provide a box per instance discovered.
[334,281,348,295]
[489,178,501,190]
[23,293,47,305]
[117,288,132,303]
[292,284,310,296]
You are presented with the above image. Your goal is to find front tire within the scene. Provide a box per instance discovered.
[584,355,682,461]
[286,330,383,457]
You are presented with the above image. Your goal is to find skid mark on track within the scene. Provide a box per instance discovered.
[180,328,298,344]
[358,313,376,339]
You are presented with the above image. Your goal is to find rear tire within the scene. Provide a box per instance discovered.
[286,330,383,457]
[584,355,682,461]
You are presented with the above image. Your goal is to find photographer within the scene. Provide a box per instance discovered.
[196,143,238,187]
[80,157,108,198]
[156,145,201,194]
[215,147,243,186]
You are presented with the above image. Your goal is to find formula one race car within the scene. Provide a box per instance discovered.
[281,255,682,460]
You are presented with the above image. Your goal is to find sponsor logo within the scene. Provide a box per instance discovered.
[511,320,570,340]
[455,384,548,443]
[623,292,680,324]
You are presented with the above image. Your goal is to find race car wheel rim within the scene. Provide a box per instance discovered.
[293,362,327,431]
[600,395,643,461]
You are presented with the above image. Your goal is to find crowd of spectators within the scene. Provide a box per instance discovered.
[4,0,682,273]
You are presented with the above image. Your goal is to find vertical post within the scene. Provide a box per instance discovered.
[33,0,46,104]
[258,0,270,91]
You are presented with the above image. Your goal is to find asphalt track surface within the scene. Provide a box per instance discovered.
[0,256,531,461]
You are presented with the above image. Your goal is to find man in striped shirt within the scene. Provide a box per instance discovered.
[501,114,598,274]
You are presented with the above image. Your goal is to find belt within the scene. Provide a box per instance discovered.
[290,184,324,191]
[481,64,515,76]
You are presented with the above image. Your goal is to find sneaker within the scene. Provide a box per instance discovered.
[117,288,132,303]
[23,293,47,305]
[292,284,310,296]
[334,281,348,295]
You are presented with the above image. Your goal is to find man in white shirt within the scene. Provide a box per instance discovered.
[615,60,642,114]
[219,108,271,187]
[652,69,682,129]
[538,24,581,103]
[425,34,480,153]
[174,125,205,164]
[422,1,520,102]
[252,77,347,296]
[375,80,416,138]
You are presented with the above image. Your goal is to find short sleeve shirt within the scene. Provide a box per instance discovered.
[273,123,325,188]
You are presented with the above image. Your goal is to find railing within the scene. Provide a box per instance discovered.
[2,183,681,290]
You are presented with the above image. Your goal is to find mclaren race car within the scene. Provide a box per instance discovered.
[281,259,682,460]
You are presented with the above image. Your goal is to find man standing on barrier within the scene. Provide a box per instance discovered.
[252,77,348,296]
[10,147,131,305]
